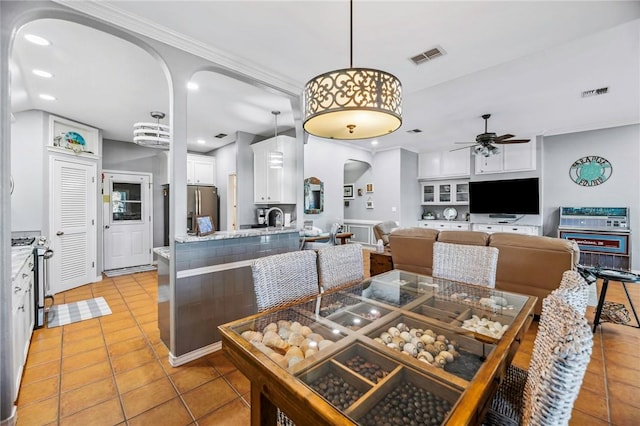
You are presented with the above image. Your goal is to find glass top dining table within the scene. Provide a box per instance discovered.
[218,269,537,426]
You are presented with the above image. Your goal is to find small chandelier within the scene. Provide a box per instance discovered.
[133,111,170,149]
[474,144,500,157]
[303,0,402,140]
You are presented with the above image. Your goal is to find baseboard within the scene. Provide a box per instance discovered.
[168,341,222,367]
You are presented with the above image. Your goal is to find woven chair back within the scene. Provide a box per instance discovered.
[432,242,499,287]
[317,244,364,292]
[252,250,320,312]
[554,270,590,316]
[523,293,593,425]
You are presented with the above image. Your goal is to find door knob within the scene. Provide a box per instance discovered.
[56,231,64,236]
[105,225,110,229]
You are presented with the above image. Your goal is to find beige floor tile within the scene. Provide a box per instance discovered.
[62,335,105,357]
[28,334,62,354]
[224,370,251,396]
[101,317,138,333]
[62,325,102,344]
[207,352,237,376]
[107,335,150,359]
[22,359,61,384]
[610,397,640,426]
[569,408,610,426]
[24,345,61,366]
[573,386,610,422]
[181,377,238,419]
[197,398,250,425]
[608,379,640,410]
[169,360,220,393]
[61,361,112,392]
[59,397,125,426]
[61,346,109,372]
[115,360,166,394]
[60,377,118,417]
[103,325,144,345]
[127,397,193,426]
[16,376,59,405]
[16,396,58,425]
[121,377,177,419]
[110,346,157,374]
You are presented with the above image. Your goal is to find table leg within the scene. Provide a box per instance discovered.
[592,279,610,333]
[621,282,640,327]
[250,384,277,426]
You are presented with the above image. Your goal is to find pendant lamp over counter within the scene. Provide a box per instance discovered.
[133,111,170,149]
[303,0,402,140]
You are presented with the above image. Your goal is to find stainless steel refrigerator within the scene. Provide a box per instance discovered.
[163,184,219,246]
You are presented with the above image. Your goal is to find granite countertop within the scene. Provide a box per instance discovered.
[174,226,299,243]
[153,246,170,260]
[12,247,34,281]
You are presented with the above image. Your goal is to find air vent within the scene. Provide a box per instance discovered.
[581,87,609,98]
[410,46,446,65]
[407,129,423,134]
[214,133,227,139]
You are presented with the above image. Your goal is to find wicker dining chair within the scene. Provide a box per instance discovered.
[317,243,364,292]
[555,269,591,316]
[303,222,340,250]
[251,250,320,312]
[432,241,499,287]
[485,292,594,426]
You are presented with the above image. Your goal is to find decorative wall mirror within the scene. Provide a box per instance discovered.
[304,177,324,214]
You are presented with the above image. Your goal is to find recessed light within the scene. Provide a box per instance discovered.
[197,139,206,145]
[39,94,56,101]
[24,34,50,46]
[371,140,379,146]
[187,82,199,90]
[32,69,53,78]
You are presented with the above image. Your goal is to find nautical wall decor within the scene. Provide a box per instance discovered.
[569,155,612,186]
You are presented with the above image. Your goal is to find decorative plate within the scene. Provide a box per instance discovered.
[443,207,458,220]
[64,131,86,147]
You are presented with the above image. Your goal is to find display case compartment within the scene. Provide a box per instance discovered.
[332,343,399,385]
[328,311,372,331]
[296,292,365,319]
[345,302,391,322]
[367,314,495,382]
[348,365,460,425]
[297,358,373,412]
[412,304,460,323]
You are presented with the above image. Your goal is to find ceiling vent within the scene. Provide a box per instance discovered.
[407,128,423,134]
[214,133,228,139]
[581,87,609,98]
[410,47,446,65]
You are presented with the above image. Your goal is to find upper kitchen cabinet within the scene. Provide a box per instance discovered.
[252,135,296,204]
[187,154,216,185]
[418,149,470,179]
[475,138,537,175]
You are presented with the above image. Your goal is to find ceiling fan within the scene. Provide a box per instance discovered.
[453,114,530,157]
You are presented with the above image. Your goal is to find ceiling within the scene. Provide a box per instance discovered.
[10,1,640,154]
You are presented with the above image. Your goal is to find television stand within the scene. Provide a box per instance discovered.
[489,214,517,219]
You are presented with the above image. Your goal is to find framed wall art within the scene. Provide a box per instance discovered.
[344,184,354,199]
[195,215,215,236]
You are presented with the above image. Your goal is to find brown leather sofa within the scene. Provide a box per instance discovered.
[388,228,580,314]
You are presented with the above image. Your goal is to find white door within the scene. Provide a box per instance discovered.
[50,157,97,294]
[227,173,237,231]
[103,172,152,270]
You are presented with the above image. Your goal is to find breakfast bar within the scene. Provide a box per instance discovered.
[219,269,536,425]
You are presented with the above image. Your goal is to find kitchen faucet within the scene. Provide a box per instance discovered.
[265,207,284,228]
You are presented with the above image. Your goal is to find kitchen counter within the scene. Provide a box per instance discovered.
[174,226,298,243]
[11,247,34,281]
[153,246,170,260]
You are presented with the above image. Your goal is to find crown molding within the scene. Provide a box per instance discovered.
[53,0,302,97]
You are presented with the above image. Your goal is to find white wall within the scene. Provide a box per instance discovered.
[303,138,372,231]
[10,110,46,233]
[543,124,640,270]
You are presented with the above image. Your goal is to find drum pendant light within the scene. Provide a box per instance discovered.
[133,111,170,149]
[303,0,402,140]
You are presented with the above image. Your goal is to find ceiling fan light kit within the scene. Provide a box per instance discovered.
[455,113,530,157]
[303,0,402,140]
[133,111,170,149]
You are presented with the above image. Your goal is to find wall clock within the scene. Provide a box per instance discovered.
[569,155,612,186]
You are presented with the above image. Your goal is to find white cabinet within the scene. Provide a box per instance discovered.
[163,152,216,185]
[418,220,470,231]
[421,180,469,205]
[12,253,34,399]
[252,135,296,204]
[472,223,540,235]
[418,149,470,179]
[187,154,216,185]
[475,139,536,175]
[343,220,378,245]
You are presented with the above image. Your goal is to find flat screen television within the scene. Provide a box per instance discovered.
[469,177,539,215]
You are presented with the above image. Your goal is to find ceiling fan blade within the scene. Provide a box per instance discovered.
[494,133,515,142]
[450,145,473,152]
[494,138,530,144]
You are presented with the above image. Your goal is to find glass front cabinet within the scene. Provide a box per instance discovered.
[421,180,469,205]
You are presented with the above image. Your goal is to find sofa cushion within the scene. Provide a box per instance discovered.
[389,227,438,275]
[438,230,490,246]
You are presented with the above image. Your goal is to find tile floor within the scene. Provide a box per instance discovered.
[14,252,640,425]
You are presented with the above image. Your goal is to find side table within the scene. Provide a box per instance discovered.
[369,250,393,276]
[587,267,640,332]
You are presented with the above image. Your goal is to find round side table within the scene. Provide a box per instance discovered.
[587,267,640,332]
